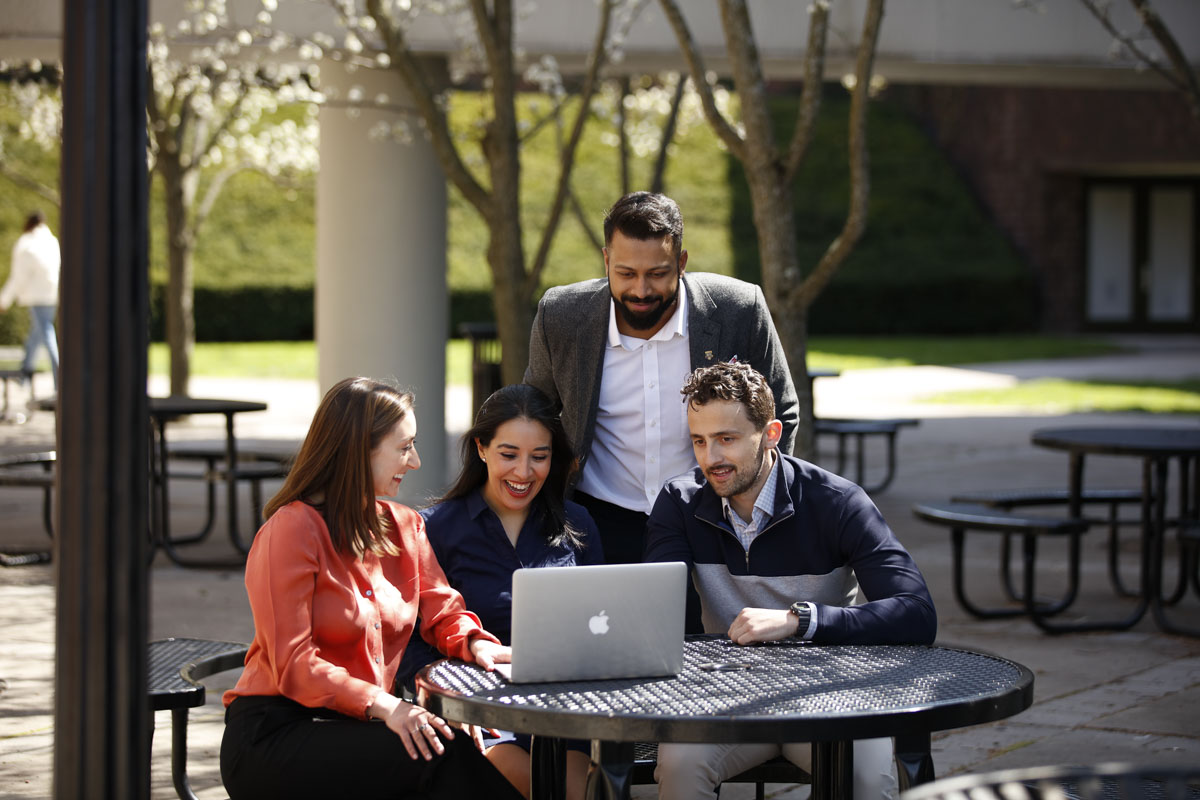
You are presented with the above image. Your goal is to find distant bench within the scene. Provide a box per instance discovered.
[815,417,919,492]
[0,451,55,566]
[912,501,1090,632]
[161,441,294,547]
[0,368,36,424]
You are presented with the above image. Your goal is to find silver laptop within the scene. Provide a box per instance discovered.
[495,562,687,683]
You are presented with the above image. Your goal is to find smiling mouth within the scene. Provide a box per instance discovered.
[707,466,734,482]
[503,480,532,497]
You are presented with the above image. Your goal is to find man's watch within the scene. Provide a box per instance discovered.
[788,601,811,638]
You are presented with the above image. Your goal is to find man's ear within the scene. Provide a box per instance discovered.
[763,419,783,450]
[678,249,688,275]
[602,247,610,278]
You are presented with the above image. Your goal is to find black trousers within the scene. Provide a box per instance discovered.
[574,491,650,565]
[221,695,525,800]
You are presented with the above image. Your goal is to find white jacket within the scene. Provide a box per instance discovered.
[0,224,60,309]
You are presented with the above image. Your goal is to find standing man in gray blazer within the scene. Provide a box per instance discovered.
[525,192,798,563]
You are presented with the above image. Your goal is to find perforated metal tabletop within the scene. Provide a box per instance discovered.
[417,637,1033,800]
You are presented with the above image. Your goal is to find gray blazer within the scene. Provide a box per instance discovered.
[524,272,799,480]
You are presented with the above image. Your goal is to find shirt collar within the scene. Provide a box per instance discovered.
[605,278,689,348]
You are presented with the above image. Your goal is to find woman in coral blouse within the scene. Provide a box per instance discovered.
[396,383,603,800]
[220,377,523,799]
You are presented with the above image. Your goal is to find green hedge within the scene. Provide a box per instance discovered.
[143,285,519,342]
[149,284,314,342]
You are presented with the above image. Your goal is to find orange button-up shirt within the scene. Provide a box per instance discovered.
[224,500,497,719]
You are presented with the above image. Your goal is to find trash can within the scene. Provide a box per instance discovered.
[458,322,502,419]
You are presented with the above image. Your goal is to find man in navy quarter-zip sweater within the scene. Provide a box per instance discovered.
[644,361,937,800]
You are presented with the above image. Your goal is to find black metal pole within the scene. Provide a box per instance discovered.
[54,0,150,796]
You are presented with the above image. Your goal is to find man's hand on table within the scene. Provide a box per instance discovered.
[728,607,800,645]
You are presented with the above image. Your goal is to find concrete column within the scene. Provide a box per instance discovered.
[316,61,448,502]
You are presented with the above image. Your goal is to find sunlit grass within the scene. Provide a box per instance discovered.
[149,340,474,385]
[806,336,1125,372]
[926,378,1200,415]
[151,338,1200,415]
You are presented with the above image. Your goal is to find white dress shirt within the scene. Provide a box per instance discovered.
[576,297,695,514]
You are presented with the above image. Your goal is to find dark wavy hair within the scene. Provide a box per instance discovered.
[439,383,585,549]
[681,361,776,431]
[265,377,414,557]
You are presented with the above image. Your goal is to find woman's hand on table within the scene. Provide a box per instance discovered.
[368,693,455,760]
[469,638,511,670]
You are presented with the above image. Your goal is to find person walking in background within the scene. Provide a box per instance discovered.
[220,377,523,800]
[525,191,798,564]
[397,383,603,800]
[0,211,60,393]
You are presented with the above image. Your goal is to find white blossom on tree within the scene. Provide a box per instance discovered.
[147,0,319,395]
[263,0,627,383]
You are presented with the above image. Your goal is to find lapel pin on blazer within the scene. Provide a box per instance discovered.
[705,350,714,361]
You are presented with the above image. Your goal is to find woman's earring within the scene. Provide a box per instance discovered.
[480,455,486,463]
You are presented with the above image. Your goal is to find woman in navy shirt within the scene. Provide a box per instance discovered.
[399,383,603,800]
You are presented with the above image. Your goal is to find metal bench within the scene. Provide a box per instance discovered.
[160,442,293,549]
[0,451,55,566]
[950,488,1144,598]
[0,367,36,424]
[912,501,1091,633]
[149,637,248,800]
[815,418,919,492]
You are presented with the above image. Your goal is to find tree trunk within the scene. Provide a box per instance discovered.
[487,209,532,387]
[159,154,197,397]
[744,166,813,458]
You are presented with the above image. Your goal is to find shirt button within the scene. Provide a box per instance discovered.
[365,589,373,597]
[648,381,656,388]
[375,622,381,630]
[650,419,657,428]
[375,656,381,664]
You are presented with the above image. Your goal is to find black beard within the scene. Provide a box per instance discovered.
[614,283,680,331]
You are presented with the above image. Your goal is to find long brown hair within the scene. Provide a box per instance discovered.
[265,377,414,557]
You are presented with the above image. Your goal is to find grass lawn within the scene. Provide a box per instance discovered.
[928,378,1200,415]
[150,336,1200,415]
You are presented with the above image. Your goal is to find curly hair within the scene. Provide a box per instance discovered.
[680,361,775,431]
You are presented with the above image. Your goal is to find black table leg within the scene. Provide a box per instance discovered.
[810,740,854,800]
[894,732,934,791]
[586,740,635,800]
[531,735,567,800]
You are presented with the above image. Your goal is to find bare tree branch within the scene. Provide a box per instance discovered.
[794,0,884,309]
[1075,0,1187,92]
[1127,0,1200,120]
[617,75,632,194]
[0,158,60,207]
[783,2,830,183]
[526,0,615,297]
[367,0,491,215]
[196,82,252,164]
[650,75,686,194]
[192,164,241,235]
[658,0,746,160]
[569,188,604,251]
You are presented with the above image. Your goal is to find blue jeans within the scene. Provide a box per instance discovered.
[22,305,58,391]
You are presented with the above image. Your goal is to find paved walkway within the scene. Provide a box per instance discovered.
[1,336,1198,798]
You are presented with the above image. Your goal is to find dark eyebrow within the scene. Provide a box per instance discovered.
[496,442,552,452]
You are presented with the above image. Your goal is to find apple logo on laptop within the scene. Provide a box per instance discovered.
[588,610,609,635]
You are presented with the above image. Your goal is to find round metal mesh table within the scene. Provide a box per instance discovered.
[417,638,1033,800]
